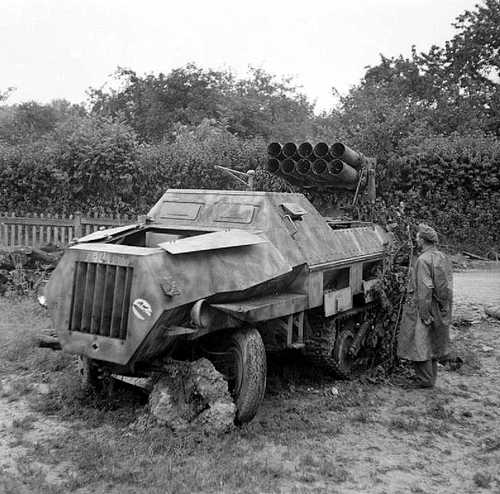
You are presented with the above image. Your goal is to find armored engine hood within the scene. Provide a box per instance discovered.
[46,237,292,365]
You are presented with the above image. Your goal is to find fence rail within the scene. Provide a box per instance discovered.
[0,212,140,248]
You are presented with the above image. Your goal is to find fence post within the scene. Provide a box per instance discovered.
[74,211,82,239]
[137,214,146,224]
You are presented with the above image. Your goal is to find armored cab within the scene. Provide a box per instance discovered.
[45,145,392,423]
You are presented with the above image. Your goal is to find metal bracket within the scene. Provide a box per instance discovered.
[166,326,198,337]
[276,312,304,349]
[214,166,255,191]
[351,167,366,208]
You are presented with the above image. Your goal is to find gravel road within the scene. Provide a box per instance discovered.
[453,267,500,322]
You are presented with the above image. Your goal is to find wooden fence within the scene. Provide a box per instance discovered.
[0,212,141,248]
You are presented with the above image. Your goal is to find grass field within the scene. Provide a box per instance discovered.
[0,296,499,494]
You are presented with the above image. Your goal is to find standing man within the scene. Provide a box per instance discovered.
[397,224,453,388]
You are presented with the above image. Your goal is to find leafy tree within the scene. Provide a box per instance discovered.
[316,0,500,158]
[222,68,314,141]
[89,65,315,143]
[381,133,500,251]
[0,99,86,145]
[0,115,139,214]
[421,0,500,134]
[89,65,231,143]
[0,88,15,104]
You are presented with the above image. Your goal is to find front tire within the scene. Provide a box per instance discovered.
[217,328,267,424]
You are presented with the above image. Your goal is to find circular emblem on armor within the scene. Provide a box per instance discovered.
[132,299,152,320]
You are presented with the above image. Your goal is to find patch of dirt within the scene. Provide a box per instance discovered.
[0,387,75,492]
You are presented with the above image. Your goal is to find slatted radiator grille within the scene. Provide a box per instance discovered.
[69,262,133,340]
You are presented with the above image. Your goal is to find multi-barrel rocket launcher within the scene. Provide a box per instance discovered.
[43,141,392,424]
[267,141,377,203]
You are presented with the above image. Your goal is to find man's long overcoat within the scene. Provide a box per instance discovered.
[397,245,453,361]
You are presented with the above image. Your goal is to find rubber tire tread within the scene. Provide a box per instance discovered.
[230,328,267,424]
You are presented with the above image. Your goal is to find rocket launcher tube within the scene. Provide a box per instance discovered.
[311,158,329,176]
[282,142,298,158]
[267,158,280,173]
[296,159,311,175]
[330,143,364,170]
[298,142,313,158]
[277,158,307,186]
[328,159,359,186]
[309,158,359,189]
[266,156,304,186]
[307,159,336,185]
[267,142,282,157]
[313,142,330,158]
[280,158,297,175]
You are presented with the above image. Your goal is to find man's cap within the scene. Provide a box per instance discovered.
[417,223,438,244]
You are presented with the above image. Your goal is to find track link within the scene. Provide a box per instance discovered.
[304,304,376,378]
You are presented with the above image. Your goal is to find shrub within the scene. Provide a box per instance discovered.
[381,133,500,252]
[1,116,499,253]
[0,115,139,214]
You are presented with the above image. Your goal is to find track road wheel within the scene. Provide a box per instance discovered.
[224,328,267,424]
[332,329,356,379]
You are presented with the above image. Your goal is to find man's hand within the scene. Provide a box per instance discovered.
[422,317,433,326]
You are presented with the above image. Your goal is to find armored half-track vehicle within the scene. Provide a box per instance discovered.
[45,142,392,423]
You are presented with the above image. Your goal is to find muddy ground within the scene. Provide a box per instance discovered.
[0,267,499,494]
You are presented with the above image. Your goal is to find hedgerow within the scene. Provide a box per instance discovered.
[1,118,499,253]
[380,133,500,253]
[0,116,139,215]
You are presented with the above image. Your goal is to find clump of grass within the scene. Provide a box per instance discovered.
[1,375,33,401]
[11,414,37,432]
[473,472,492,488]
[458,350,482,375]
[22,426,294,493]
[0,297,57,376]
[0,329,37,366]
[0,328,74,376]
[392,407,452,436]
[1,466,66,494]
[426,402,454,421]
[30,349,74,374]
[318,459,349,482]
[0,297,49,336]
[350,401,375,424]
[300,452,321,468]
[390,417,421,433]
[29,369,145,427]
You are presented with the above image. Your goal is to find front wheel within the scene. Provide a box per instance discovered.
[215,328,267,424]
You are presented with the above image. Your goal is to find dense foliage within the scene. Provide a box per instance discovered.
[0,116,139,214]
[381,134,500,252]
[88,66,314,143]
[0,1,499,253]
